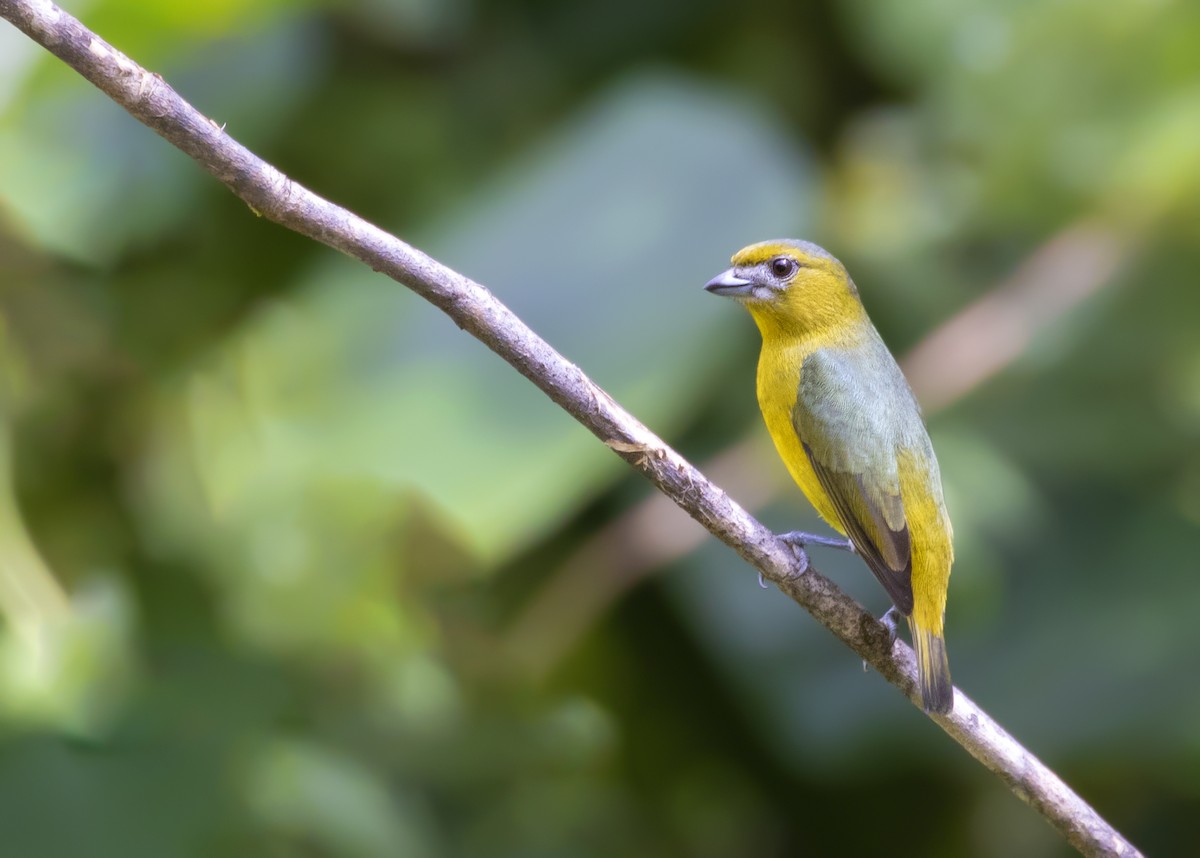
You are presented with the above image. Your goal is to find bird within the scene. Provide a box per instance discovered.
[705,239,954,714]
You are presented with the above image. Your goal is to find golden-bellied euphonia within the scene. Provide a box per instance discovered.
[706,239,954,713]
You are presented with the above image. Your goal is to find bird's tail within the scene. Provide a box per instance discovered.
[908,617,953,714]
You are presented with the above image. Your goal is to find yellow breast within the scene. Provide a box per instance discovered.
[755,339,844,532]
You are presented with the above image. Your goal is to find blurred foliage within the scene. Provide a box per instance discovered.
[1,0,1198,855]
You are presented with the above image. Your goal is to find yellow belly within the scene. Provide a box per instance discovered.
[755,334,952,641]
[756,342,844,532]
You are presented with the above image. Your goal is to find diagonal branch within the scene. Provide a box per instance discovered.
[0,1,1140,855]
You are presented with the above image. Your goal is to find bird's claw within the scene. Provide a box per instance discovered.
[767,529,854,589]
[862,606,903,672]
[879,606,901,646]
[781,539,809,576]
[778,530,855,553]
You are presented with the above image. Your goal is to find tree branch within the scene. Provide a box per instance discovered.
[0,1,1140,855]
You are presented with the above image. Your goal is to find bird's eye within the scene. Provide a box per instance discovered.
[769,257,797,279]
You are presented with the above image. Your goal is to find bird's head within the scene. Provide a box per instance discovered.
[704,239,864,339]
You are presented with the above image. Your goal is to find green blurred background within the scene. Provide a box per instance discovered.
[1,0,1197,855]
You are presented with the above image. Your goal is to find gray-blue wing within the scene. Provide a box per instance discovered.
[794,346,918,614]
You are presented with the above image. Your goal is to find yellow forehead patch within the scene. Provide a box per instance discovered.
[731,238,838,269]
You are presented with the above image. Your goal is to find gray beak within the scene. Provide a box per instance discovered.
[704,269,754,297]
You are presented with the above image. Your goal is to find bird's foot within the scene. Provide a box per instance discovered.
[778,530,856,554]
[768,531,853,588]
[879,606,901,645]
[775,535,811,577]
[863,606,903,672]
